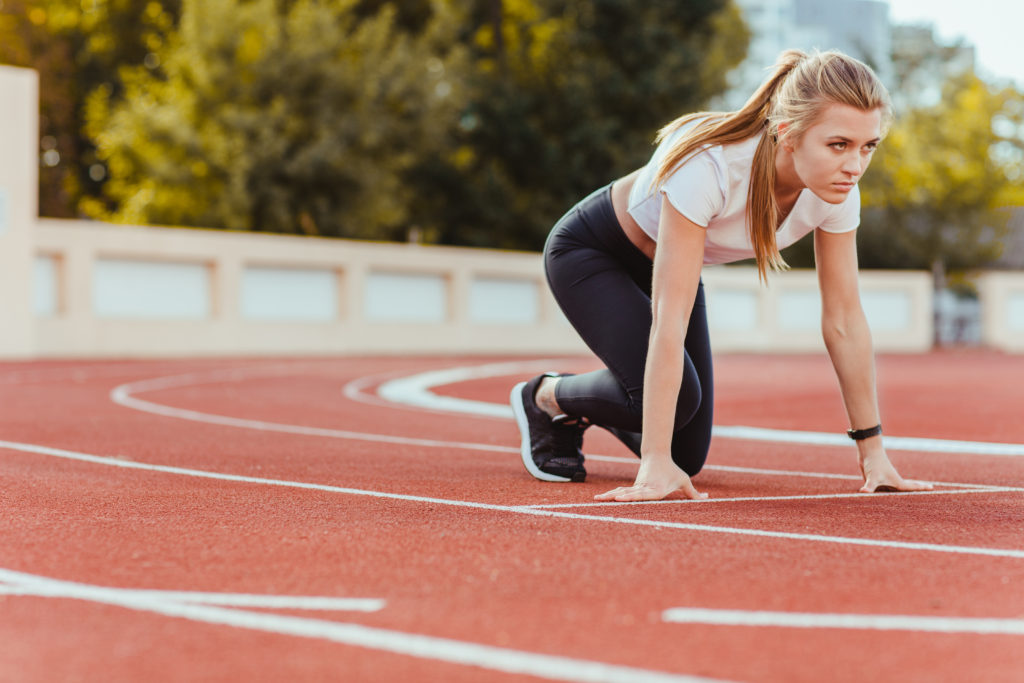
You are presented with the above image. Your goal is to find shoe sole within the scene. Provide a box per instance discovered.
[509,381,573,483]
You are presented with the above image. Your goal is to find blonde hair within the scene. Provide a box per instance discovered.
[652,49,893,282]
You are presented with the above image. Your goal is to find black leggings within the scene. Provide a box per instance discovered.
[544,184,713,476]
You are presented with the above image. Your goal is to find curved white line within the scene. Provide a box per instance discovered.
[110,369,516,454]
[377,360,550,418]
[107,365,1024,492]
[346,359,572,418]
[3,439,1023,559]
[377,363,1024,457]
[108,364,629,462]
[342,369,422,410]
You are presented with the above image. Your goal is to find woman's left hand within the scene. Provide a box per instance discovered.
[858,450,933,493]
[595,456,707,502]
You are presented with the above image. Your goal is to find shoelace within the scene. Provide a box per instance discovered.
[548,417,590,461]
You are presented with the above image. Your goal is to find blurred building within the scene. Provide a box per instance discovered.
[889,24,975,110]
[717,0,892,109]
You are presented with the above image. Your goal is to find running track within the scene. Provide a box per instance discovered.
[1,351,1022,682]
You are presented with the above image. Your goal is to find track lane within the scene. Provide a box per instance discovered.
[2,353,1023,683]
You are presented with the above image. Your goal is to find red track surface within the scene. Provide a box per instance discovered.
[1,351,1023,682]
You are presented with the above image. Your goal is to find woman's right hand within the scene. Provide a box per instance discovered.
[599,198,709,504]
[594,456,707,502]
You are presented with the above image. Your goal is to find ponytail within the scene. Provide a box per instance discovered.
[650,49,890,283]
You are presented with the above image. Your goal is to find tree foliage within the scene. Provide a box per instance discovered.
[10,0,748,246]
[414,0,749,249]
[857,73,1024,280]
[84,0,466,238]
[14,0,1024,275]
[0,0,183,216]
[0,0,80,216]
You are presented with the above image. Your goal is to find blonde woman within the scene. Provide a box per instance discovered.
[510,49,932,501]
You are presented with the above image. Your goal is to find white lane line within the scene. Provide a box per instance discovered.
[342,369,436,412]
[114,367,626,458]
[662,607,1024,635]
[109,372,515,454]
[376,362,1024,457]
[0,569,724,683]
[0,569,383,612]
[108,368,1024,494]
[345,359,575,417]
[714,425,1024,457]
[704,465,1004,490]
[377,360,575,418]
[4,439,1024,559]
[523,487,1020,509]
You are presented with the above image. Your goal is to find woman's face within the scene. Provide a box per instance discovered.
[785,104,883,204]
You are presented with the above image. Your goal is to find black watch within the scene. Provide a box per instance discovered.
[847,424,882,441]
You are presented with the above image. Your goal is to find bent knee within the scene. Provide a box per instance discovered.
[673,443,709,477]
[671,421,711,477]
[674,379,703,426]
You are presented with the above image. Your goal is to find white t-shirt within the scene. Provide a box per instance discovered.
[627,121,860,265]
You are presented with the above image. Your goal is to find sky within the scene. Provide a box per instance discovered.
[886,0,1024,88]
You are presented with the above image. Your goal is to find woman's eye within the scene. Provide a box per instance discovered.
[829,142,846,150]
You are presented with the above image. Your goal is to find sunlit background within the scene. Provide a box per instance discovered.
[887,0,1024,87]
[1,0,1022,356]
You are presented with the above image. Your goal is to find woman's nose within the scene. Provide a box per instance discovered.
[842,153,863,176]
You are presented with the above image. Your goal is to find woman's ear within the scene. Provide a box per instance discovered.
[776,121,795,152]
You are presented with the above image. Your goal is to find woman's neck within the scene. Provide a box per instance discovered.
[773,144,805,209]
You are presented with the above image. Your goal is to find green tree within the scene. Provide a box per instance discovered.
[411,0,749,249]
[857,72,1024,285]
[86,0,466,238]
[21,0,747,244]
[0,0,182,216]
[0,0,81,216]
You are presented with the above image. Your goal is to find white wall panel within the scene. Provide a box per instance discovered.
[862,289,913,331]
[242,266,336,321]
[778,290,820,331]
[707,289,759,331]
[1008,292,1024,332]
[94,259,209,319]
[33,255,58,317]
[469,277,538,324]
[365,272,447,323]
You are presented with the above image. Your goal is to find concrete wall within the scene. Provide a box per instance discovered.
[6,62,1006,359]
[978,271,1024,352]
[0,67,38,358]
[32,219,583,356]
[28,218,936,357]
[701,265,932,353]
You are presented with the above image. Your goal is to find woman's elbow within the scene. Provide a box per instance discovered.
[821,316,849,341]
[821,308,868,343]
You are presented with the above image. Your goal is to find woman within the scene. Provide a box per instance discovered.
[509,49,932,502]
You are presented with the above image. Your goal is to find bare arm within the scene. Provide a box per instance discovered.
[595,196,708,501]
[814,228,931,492]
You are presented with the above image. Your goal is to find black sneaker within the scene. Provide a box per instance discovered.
[510,373,588,482]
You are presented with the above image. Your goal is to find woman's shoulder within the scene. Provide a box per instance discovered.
[720,132,763,168]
